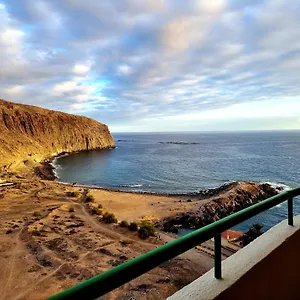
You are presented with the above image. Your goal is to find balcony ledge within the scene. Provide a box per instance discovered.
[168,215,300,300]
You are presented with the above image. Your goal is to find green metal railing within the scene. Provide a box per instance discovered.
[48,187,300,300]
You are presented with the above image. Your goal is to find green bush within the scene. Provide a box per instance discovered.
[33,211,41,217]
[85,194,95,202]
[31,229,42,236]
[90,206,102,215]
[103,212,118,223]
[139,220,155,236]
[68,206,75,213]
[68,191,79,197]
[138,227,149,239]
[119,220,129,228]
[128,221,138,231]
[97,203,103,209]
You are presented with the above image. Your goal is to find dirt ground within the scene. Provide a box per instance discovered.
[0,174,218,300]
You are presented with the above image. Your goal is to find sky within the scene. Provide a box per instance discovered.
[1,0,300,132]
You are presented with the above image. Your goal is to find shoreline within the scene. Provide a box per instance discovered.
[44,153,290,199]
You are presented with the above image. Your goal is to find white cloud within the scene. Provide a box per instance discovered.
[2,85,24,99]
[118,64,132,76]
[52,81,78,94]
[196,0,226,13]
[73,63,90,75]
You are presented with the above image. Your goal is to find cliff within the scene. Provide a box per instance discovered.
[0,99,115,172]
[160,182,278,233]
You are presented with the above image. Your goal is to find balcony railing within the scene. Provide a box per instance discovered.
[47,187,300,300]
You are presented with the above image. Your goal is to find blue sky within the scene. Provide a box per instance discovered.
[1,0,300,132]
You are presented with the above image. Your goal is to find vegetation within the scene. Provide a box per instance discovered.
[67,191,79,197]
[33,211,41,217]
[89,206,102,215]
[97,203,103,209]
[119,220,129,228]
[103,212,118,223]
[31,229,42,236]
[138,227,149,239]
[139,220,155,236]
[85,194,95,202]
[241,223,263,246]
[68,206,75,212]
[70,213,76,219]
[128,221,138,231]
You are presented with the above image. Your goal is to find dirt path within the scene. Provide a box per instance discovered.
[1,226,25,300]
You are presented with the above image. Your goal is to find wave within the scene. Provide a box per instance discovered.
[159,141,200,145]
[263,181,291,192]
[119,184,143,188]
[263,182,292,209]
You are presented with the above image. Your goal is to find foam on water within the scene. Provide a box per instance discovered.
[264,182,291,192]
[119,184,143,188]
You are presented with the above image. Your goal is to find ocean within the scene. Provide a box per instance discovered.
[53,131,300,232]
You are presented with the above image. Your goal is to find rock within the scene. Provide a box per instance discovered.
[97,248,114,256]
[163,221,178,234]
[27,264,43,273]
[160,182,279,232]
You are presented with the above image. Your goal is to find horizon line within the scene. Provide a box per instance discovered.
[111,129,300,134]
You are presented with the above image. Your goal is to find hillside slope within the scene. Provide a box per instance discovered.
[0,99,115,171]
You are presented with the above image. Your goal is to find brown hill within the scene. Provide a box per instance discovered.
[0,99,115,171]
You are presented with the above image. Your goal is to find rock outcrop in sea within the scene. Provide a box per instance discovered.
[0,99,115,172]
[160,182,278,233]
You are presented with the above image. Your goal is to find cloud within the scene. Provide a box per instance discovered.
[73,63,91,75]
[0,0,300,131]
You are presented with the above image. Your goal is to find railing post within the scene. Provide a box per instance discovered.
[288,198,294,226]
[214,234,222,279]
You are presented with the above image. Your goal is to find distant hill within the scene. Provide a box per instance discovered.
[0,99,115,171]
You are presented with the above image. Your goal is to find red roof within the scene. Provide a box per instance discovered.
[221,230,243,240]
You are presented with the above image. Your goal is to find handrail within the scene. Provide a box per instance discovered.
[48,187,300,300]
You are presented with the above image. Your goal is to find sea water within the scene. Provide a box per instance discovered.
[54,131,300,232]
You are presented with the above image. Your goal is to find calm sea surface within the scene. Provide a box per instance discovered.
[54,131,300,231]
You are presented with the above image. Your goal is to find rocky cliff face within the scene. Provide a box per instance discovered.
[161,182,278,233]
[0,99,115,171]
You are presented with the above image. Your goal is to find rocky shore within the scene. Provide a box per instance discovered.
[160,182,278,233]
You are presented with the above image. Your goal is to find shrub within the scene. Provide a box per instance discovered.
[90,206,102,215]
[85,194,95,202]
[97,203,103,209]
[103,212,118,223]
[67,191,79,197]
[119,220,129,228]
[33,211,41,217]
[31,230,41,236]
[70,213,76,219]
[138,227,149,239]
[68,206,75,213]
[128,221,138,231]
[139,220,155,236]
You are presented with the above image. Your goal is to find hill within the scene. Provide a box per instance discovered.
[0,99,115,172]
